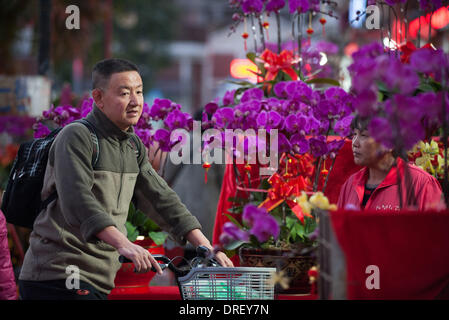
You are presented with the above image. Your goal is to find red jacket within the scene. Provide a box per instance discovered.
[337,158,443,211]
[0,210,16,300]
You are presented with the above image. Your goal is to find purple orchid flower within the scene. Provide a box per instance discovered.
[250,214,280,243]
[149,98,174,120]
[277,132,292,154]
[212,107,235,129]
[265,0,285,12]
[256,110,283,130]
[379,56,420,95]
[309,136,328,157]
[419,0,443,11]
[204,102,219,116]
[164,109,189,131]
[241,88,264,103]
[352,89,378,118]
[222,89,236,106]
[153,128,172,152]
[291,133,310,154]
[384,0,407,5]
[242,204,267,227]
[241,0,264,14]
[220,222,250,244]
[273,81,289,98]
[334,115,354,138]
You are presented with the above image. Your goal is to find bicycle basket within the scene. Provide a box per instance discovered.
[177,266,276,300]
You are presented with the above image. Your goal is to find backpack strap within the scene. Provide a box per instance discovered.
[129,135,142,160]
[40,119,99,212]
[76,119,100,167]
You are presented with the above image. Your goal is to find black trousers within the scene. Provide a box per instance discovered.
[18,279,108,300]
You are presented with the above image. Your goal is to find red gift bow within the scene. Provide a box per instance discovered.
[259,49,299,82]
[399,41,436,64]
[258,154,313,224]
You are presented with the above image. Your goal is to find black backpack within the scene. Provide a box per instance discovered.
[0,119,102,229]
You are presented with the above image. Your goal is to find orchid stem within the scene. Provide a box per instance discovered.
[322,156,336,194]
[276,11,281,54]
[313,157,323,192]
[258,14,266,50]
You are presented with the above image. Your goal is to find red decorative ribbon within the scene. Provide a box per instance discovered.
[259,49,299,82]
[399,41,436,64]
[258,153,314,224]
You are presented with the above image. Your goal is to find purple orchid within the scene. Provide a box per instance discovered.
[220,222,250,244]
[241,0,264,14]
[419,0,443,11]
[285,81,313,102]
[250,213,280,243]
[242,204,267,227]
[164,109,188,131]
[241,87,264,103]
[212,107,235,129]
[265,0,285,12]
[384,0,407,5]
[410,48,449,83]
[309,136,328,157]
[33,122,51,138]
[277,132,292,154]
[222,89,236,106]
[256,110,283,130]
[352,89,378,117]
[334,115,354,138]
[204,102,219,115]
[273,81,289,99]
[153,128,172,152]
[379,56,420,95]
[288,0,309,13]
[291,133,310,154]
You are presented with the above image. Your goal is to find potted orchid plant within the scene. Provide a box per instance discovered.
[199,0,352,293]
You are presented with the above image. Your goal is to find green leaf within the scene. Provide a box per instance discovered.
[148,231,168,246]
[224,239,248,251]
[125,221,138,242]
[306,78,340,87]
[418,82,435,93]
[143,218,160,232]
[246,52,257,64]
[224,214,244,229]
[227,206,243,214]
[133,209,148,227]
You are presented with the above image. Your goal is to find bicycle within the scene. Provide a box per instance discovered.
[119,246,276,300]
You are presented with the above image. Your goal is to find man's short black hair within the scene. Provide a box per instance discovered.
[92,58,140,90]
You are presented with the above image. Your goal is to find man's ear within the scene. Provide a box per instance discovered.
[92,88,103,109]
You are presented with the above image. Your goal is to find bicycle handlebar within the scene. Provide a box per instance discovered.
[118,246,220,276]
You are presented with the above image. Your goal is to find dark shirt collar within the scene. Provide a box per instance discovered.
[86,105,134,142]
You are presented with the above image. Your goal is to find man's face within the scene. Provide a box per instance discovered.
[351,128,386,167]
[93,71,144,131]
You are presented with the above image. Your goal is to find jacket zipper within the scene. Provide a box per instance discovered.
[117,145,124,209]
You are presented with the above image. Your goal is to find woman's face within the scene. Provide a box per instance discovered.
[351,128,387,167]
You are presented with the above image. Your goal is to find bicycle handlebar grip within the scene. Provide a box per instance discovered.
[118,255,132,263]
[118,254,171,272]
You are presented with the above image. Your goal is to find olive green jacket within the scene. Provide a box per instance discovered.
[19,106,201,294]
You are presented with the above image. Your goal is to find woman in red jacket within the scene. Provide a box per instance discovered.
[0,209,17,300]
[337,117,443,211]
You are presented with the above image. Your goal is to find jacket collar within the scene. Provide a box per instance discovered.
[352,157,406,205]
[86,105,134,142]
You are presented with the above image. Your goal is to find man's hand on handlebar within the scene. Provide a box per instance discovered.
[117,243,163,274]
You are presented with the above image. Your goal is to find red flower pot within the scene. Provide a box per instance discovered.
[112,238,165,288]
